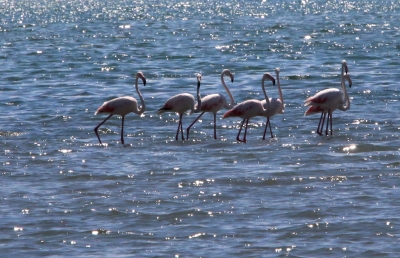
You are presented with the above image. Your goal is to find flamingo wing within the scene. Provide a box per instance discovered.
[223,100,263,119]
[304,105,325,116]
[304,88,342,107]
[200,93,227,113]
[95,97,138,116]
[158,93,195,114]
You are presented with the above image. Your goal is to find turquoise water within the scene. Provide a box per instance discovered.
[1,0,400,256]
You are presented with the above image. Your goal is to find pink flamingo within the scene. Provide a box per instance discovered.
[158,74,202,141]
[94,71,146,145]
[222,73,275,143]
[304,60,352,135]
[186,69,235,140]
[260,68,284,139]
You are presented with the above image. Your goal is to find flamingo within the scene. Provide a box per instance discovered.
[186,69,235,140]
[94,71,146,145]
[260,68,284,139]
[158,74,202,141]
[222,73,275,143]
[304,60,352,135]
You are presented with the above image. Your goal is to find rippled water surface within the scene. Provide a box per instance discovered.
[1,0,400,257]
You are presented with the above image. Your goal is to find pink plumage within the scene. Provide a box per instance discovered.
[95,96,139,116]
[158,74,202,141]
[259,68,284,139]
[94,71,146,145]
[304,105,324,116]
[304,60,352,135]
[223,72,275,143]
[186,69,235,140]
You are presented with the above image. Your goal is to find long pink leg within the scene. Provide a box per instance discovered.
[316,112,323,135]
[324,109,332,136]
[175,114,183,141]
[120,116,125,144]
[94,114,113,144]
[262,118,273,140]
[180,116,185,140]
[186,112,205,140]
[213,113,217,139]
[242,119,249,143]
[236,119,246,142]
[318,112,326,135]
[326,110,333,136]
[268,119,274,138]
[262,119,269,140]
[325,112,328,135]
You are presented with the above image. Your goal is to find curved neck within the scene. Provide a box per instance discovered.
[135,76,145,114]
[195,80,202,112]
[262,77,270,111]
[341,63,350,111]
[221,72,235,106]
[276,72,284,110]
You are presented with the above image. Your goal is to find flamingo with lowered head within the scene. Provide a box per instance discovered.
[94,71,146,145]
[304,60,352,135]
[260,68,284,139]
[222,73,275,143]
[186,69,235,140]
[158,74,202,141]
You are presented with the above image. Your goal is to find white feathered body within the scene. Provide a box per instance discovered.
[158,93,197,115]
[95,96,142,117]
[261,97,284,118]
[223,100,265,119]
[304,88,343,116]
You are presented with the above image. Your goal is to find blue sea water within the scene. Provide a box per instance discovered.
[1,0,400,257]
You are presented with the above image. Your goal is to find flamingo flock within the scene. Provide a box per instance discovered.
[94,61,353,144]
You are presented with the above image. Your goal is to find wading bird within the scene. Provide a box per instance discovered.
[222,73,275,143]
[304,60,352,135]
[158,74,202,141]
[186,69,235,140]
[94,71,146,145]
[260,68,284,139]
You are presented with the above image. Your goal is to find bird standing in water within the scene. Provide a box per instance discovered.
[260,68,284,139]
[186,69,235,140]
[223,73,275,143]
[94,71,146,145]
[158,74,202,141]
[304,60,352,135]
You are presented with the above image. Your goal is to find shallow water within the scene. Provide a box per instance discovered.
[1,0,400,257]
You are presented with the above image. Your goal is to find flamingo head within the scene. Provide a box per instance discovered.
[343,73,352,88]
[262,72,275,86]
[223,69,234,83]
[342,60,348,74]
[197,73,202,88]
[137,71,146,86]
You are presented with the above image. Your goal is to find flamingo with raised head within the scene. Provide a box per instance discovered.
[222,73,275,143]
[186,69,235,140]
[158,74,202,141]
[260,68,284,139]
[94,71,146,145]
[304,60,352,135]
